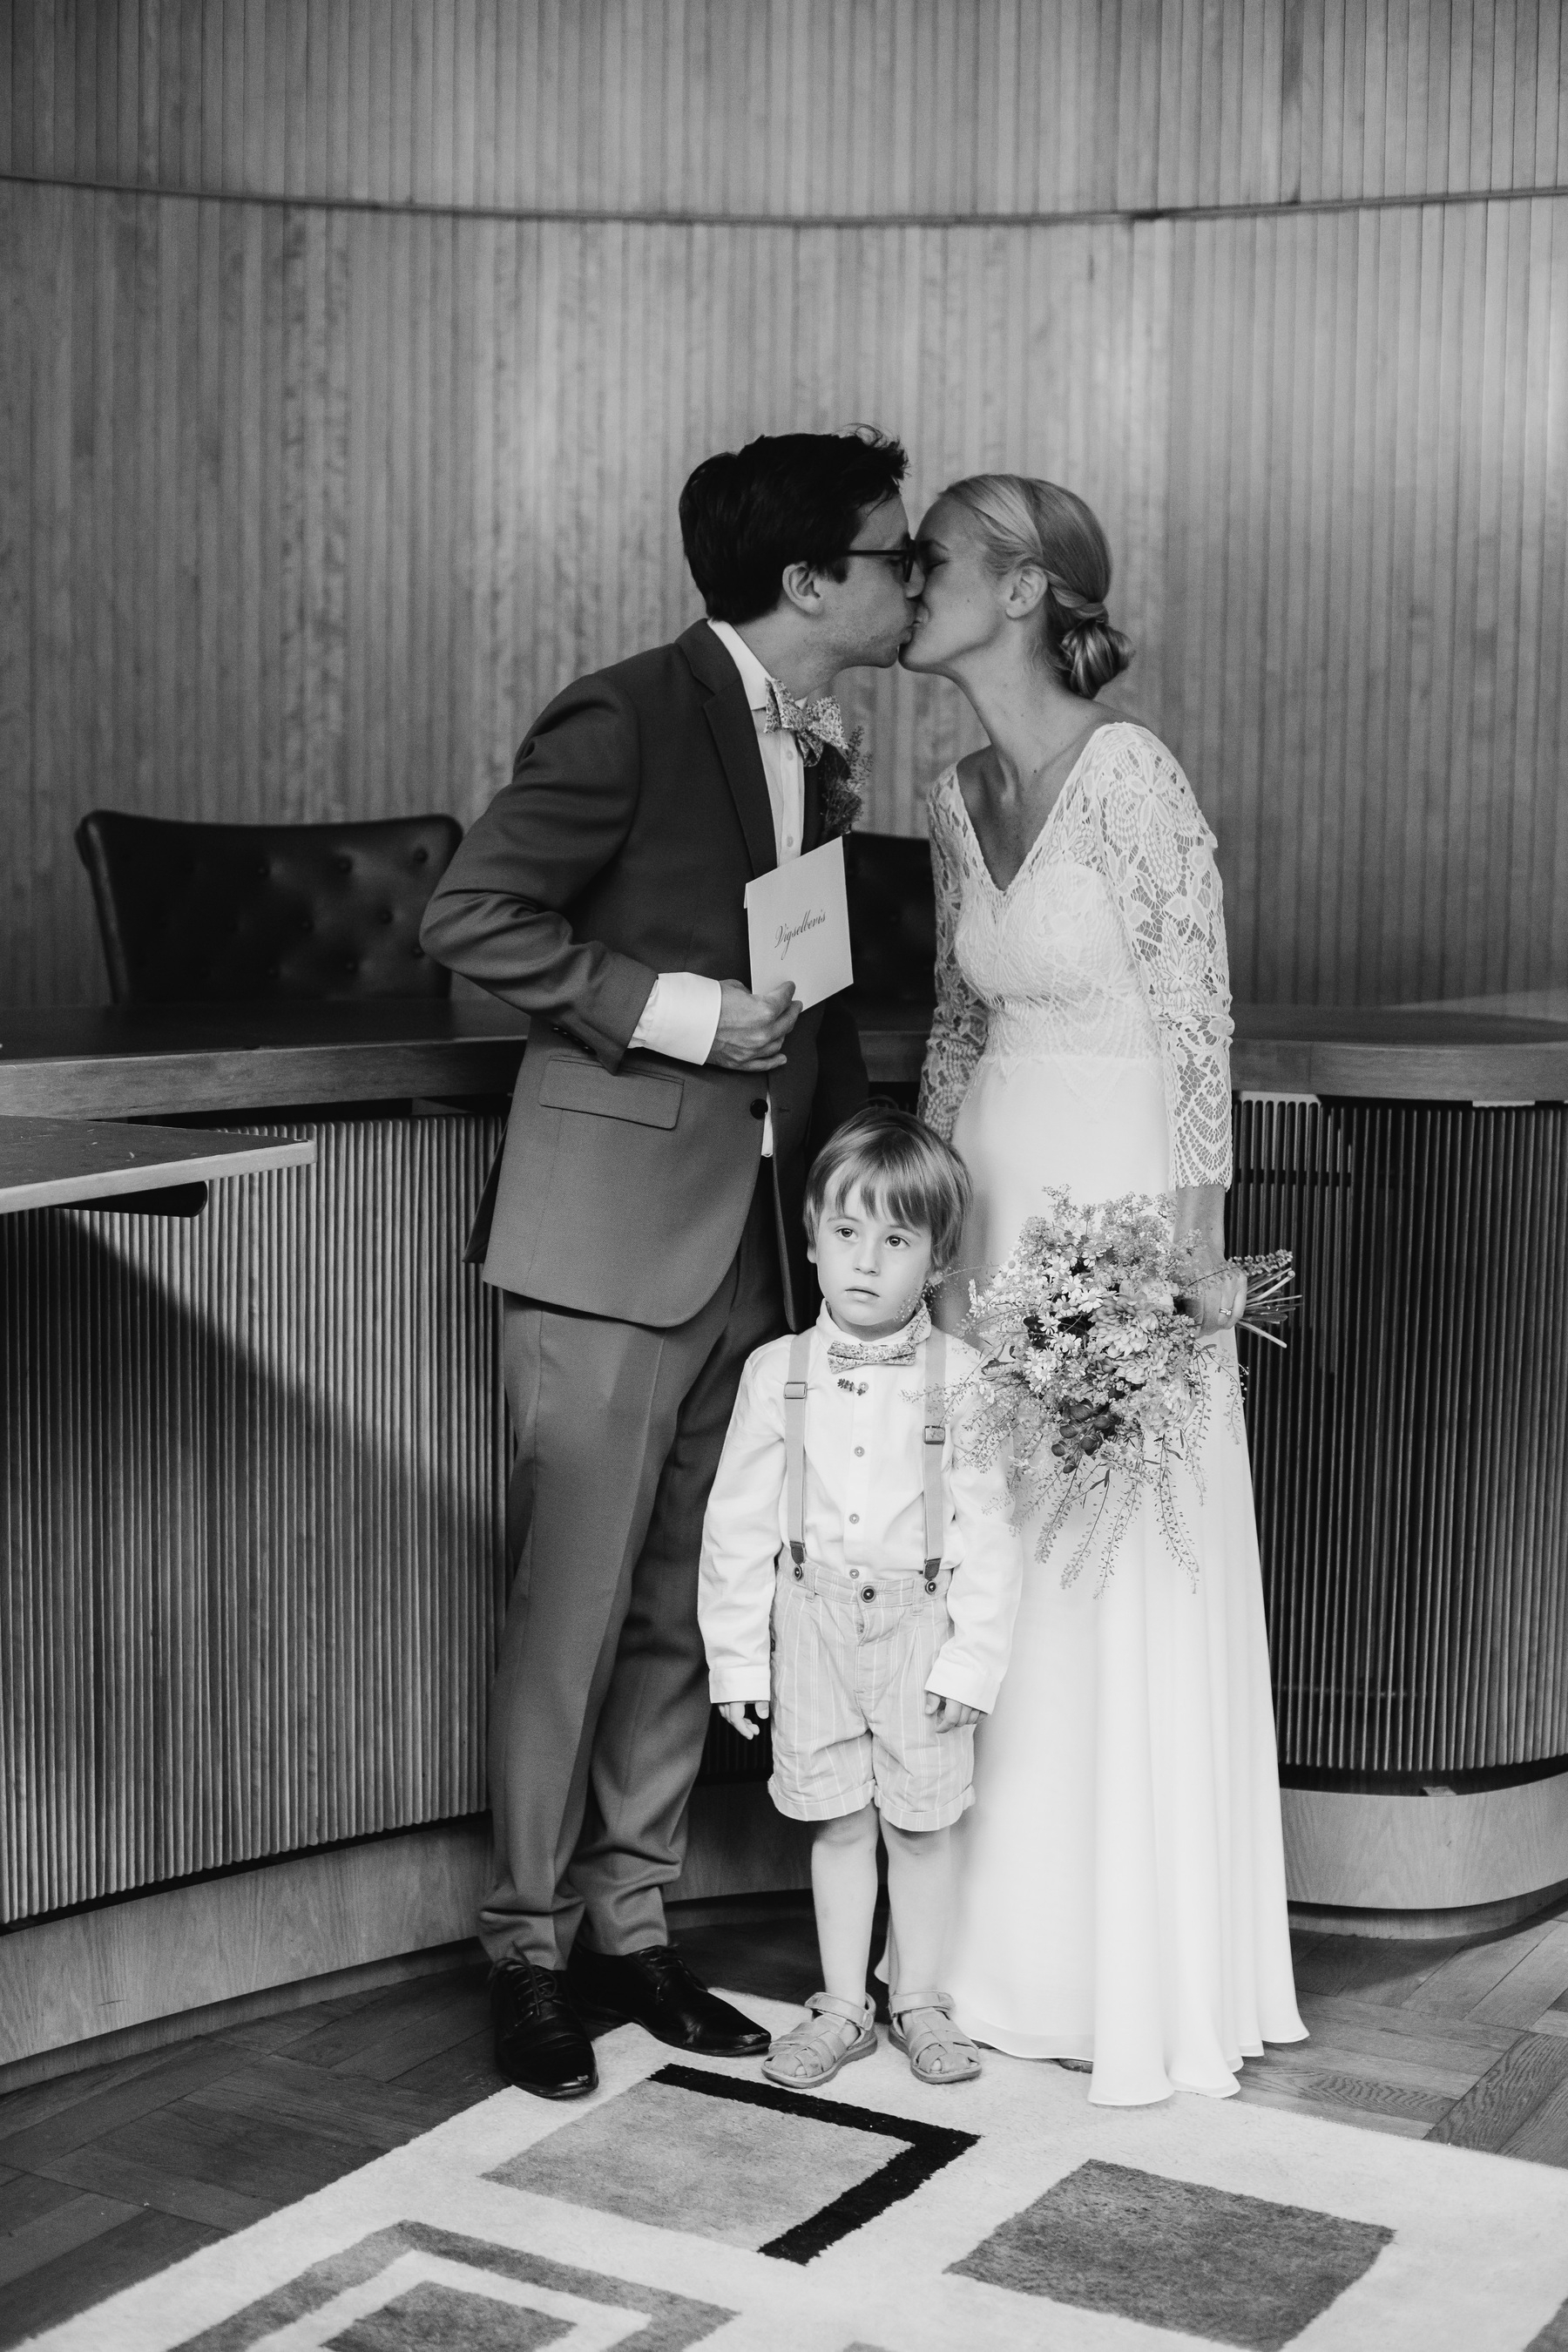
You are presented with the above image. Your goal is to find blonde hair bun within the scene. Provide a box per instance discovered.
[943,473,1133,700]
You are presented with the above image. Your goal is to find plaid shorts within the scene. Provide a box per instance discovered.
[767,1551,975,1833]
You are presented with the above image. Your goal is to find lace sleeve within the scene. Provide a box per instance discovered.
[1092,730,1235,1188]
[917,773,989,1142]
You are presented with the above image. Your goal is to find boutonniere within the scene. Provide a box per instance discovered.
[814,730,868,839]
[761,680,868,837]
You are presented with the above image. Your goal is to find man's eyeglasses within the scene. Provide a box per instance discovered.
[835,544,921,583]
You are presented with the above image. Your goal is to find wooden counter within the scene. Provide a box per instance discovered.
[1,1088,513,2078]
[7,993,1568,2082]
[860,997,1568,1932]
[0,1000,531,1118]
[855,997,1568,1100]
[5,996,1568,1119]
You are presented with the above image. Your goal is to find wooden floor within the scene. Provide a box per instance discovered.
[3,1891,1568,2347]
[1238,1895,1568,2152]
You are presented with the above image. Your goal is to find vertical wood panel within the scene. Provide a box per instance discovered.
[2,3,1566,1011]
[1233,1099,1568,1779]
[0,1114,511,1924]
[3,172,1565,1010]
[8,0,1568,213]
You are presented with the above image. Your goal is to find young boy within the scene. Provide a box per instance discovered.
[699,1106,1022,2088]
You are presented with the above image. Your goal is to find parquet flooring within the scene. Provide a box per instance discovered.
[1235,1896,1568,2149]
[3,1893,1568,2347]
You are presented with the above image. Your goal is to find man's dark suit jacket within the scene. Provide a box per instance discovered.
[420,621,868,1328]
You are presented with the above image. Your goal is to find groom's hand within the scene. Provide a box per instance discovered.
[706,980,801,1072]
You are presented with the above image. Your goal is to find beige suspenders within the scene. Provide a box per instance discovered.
[921,1329,949,1585]
[783,1327,948,1590]
[784,1330,812,1569]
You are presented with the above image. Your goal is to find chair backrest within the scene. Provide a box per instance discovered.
[842,830,936,1004]
[75,811,464,1004]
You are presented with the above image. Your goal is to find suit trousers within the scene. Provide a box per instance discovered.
[480,1171,786,1967]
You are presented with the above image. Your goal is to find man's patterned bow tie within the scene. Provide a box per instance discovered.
[826,1301,933,1373]
[760,679,854,768]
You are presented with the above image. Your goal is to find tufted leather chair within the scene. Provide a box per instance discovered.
[843,829,936,1005]
[75,811,463,1004]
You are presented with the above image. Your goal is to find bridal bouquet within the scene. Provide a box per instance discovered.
[952,1189,1294,1590]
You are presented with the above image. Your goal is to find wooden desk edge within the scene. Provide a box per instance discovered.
[2,1015,1567,1113]
[861,1031,1568,1101]
[0,1135,317,1213]
[0,1042,527,1119]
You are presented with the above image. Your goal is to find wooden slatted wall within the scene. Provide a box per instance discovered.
[1231,1097,1568,1778]
[3,0,1567,1010]
[0,1114,510,1925]
[8,0,1567,213]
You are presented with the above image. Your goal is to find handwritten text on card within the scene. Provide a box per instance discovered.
[744,836,855,1010]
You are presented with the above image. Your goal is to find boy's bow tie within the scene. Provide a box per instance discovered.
[825,1302,933,1373]
[760,679,853,768]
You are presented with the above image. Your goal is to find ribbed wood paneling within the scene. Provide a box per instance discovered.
[4,0,1565,213]
[3,3,1566,1011]
[0,1113,510,1925]
[1231,1097,1568,1779]
[5,178,1566,1010]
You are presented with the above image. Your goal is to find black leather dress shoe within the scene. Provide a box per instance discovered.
[567,1943,770,2056]
[490,1957,598,2099]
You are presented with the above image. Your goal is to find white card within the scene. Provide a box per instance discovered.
[743,835,855,1010]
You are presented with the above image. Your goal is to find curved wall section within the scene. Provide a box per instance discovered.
[0,1113,510,1927]
[1233,1095,1568,1781]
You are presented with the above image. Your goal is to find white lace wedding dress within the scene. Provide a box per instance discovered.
[922,721,1305,2105]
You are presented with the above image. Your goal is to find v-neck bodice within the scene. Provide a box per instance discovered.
[938,739,1162,1069]
[919,721,1236,1193]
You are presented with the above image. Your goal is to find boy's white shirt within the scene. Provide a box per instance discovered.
[699,1304,1023,1714]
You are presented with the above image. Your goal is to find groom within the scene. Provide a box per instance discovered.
[421,429,921,2097]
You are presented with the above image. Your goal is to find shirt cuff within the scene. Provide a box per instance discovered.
[707,1666,773,1707]
[630,970,724,1064]
[924,1655,997,1713]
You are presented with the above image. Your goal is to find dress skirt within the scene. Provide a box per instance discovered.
[939,1046,1306,2105]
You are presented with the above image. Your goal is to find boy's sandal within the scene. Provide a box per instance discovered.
[761,1992,877,2088]
[889,1990,982,2085]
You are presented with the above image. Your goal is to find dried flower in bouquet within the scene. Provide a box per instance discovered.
[946,1189,1294,1591]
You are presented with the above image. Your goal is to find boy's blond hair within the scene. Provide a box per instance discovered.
[803,1106,972,1271]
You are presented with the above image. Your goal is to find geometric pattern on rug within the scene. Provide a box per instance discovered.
[950,2157,1394,2351]
[21,1997,1568,2352]
[490,2062,976,2264]
[163,2221,733,2349]
[329,2282,571,2352]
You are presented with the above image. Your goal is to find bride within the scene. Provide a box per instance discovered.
[903,473,1305,2105]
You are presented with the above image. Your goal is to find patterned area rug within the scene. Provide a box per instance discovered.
[18,1995,1568,2351]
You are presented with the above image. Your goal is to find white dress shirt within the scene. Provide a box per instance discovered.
[707,618,807,868]
[699,1308,1023,1713]
[627,621,806,1160]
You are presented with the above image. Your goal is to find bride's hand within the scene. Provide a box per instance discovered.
[1180,1262,1249,1337]
[1170,1182,1244,1336]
